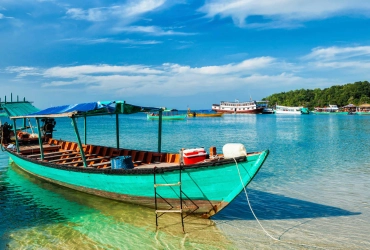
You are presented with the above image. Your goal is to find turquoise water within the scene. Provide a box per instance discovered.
[1,114,370,249]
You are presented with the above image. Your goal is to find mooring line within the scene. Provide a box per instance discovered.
[233,157,279,241]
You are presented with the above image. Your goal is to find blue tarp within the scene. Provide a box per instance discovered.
[29,102,99,116]
[12,100,160,118]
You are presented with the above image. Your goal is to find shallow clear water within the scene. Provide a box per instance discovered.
[1,114,369,249]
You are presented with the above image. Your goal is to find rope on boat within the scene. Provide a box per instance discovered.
[233,157,279,241]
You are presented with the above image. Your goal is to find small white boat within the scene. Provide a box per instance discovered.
[275,105,309,115]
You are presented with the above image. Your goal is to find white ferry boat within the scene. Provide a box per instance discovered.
[212,100,264,114]
[275,105,309,115]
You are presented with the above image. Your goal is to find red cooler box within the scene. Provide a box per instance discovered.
[183,148,207,165]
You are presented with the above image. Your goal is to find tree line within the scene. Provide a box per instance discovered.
[262,81,370,108]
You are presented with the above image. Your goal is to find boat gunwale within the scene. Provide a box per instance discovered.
[6,148,252,175]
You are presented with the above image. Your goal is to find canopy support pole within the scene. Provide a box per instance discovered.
[84,115,87,145]
[115,113,119,149]
[158,109,162,153]
[35,118,44,160]
[71,116,87,168]
[12,119,20,154]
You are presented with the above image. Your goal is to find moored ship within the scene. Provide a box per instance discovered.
[212,100,264,114]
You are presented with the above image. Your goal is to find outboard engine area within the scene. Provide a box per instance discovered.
[0,122,14,144]
[41,118,56,141]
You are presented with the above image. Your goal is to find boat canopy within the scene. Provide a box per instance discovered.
[163,108,178,112]
[10,101,161,119]
[0,102,40,117]
[359,103,370,108]
[343,104,356,108]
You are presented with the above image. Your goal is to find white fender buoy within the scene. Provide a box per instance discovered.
[222,143,247,158]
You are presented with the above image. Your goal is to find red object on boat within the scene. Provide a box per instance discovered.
[183,148,207,165]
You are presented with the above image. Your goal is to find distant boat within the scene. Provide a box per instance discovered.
[147,108,187,120]
[312,105,348,115]
[187,109,223,117]
[1,100,270,218]
[275,105,310,115]
[256,101,274,114]
[212,100,264,114]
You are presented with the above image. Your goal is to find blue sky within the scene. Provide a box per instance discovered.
[1,0,370,109]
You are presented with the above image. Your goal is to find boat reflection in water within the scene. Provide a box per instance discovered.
[1,163,235,249]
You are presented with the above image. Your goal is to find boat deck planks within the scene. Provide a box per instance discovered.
[12,138,253,171]
[19,144,61,154]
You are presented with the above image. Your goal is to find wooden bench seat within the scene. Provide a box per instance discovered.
[19,145,61,155]
[48,154,97,163]
[38,152,80,160]
[27,149,74,158]
[60,156,110,165]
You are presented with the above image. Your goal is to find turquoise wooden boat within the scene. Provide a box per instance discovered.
[147,108,187,120]
[1,100,269,218]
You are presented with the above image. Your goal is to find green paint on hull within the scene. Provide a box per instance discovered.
[312,111,349,115]
[7,150,269,216]
[147,114,187,120]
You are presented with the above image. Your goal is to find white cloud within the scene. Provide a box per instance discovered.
[113,25,195,36]
[303,46,370,61]
[166,57,276,74]
[199,0,370,28]
[302,45,370,72]
[59,37,161,45]
[4,52,357,107]
[7,48,369,104]
[5,57,302,97]
[43,64,163,78]
[5,66,41,77]
[66,0,166,23]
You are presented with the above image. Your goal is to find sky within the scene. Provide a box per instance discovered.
[1,0,370,109]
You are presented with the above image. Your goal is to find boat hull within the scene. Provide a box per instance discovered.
[147,114,187,120]
[312,111,349,115]
[356,112,370,115]
[212,108,264,114]
[188,113,223,117]
[274,110,302,115]
[7,149,269,218]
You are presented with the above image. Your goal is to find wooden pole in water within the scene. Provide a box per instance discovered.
[158,109,162,153]
[84,115,87,145]
[35,118,44,160]
[71,116,87,167]
[115,113,119,149]
[12,119,20,153]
